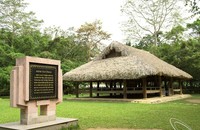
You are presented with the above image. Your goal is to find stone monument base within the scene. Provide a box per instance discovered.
[0,117,78,130]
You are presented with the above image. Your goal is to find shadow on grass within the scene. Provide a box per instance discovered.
[0,96,9,99]
[60,124,80,130]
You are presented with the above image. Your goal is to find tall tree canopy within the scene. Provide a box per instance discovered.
[0,0,42,33]
[76,20,111,60]
[134,19,200,84]
[0,0,43,47]
[0,1,111,95]
[185,0,200,16]
[121,0,185,45]
[187,18,200,37]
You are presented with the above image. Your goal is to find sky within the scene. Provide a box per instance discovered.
[26,0,126,44]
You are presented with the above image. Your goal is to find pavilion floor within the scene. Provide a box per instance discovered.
[65,94,191,104]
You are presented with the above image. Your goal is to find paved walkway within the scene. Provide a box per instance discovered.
[66,94,191,104]
[131,94,191,104]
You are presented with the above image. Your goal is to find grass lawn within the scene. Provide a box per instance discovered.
[0,95,200,130]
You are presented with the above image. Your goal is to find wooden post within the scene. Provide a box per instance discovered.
[123,80,127,99]
[110,81,113,97]
[119,81,122,96]
[120,81,122,89]
[75,83,79,98]
[168,77,174,96]
[90,82,93,98]
[170,77,174,95]
[97,81,100,97]
[164,80,168,96]
[179,80,183,95]
[158,76,162,97]
[142,78,147,99]
[114,81,116,96]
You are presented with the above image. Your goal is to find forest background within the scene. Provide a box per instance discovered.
[0,0,200,95]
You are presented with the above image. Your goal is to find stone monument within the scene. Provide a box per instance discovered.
[0,56,77,130]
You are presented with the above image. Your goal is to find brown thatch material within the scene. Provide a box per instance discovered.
[63,41,192,81]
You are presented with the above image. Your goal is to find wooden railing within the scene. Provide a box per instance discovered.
[77,86,161,94]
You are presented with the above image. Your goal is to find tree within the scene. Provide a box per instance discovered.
[185,0,200,16]
[187,18,200,37]
[121,0,184,45]
[0,0,44,95]
[0,29,25,96]
[0,0,43,47]
[43,26,75,39]
[134,18,200,86]
[76,20,111,60]
[164,25,185,43]
[137,31,163,49]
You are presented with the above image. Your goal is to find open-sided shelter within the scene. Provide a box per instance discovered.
[63,41,192,99]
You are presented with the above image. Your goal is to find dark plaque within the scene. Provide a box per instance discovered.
[29,63,58,100]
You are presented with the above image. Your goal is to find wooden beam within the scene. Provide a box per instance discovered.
[142,78,147,99]
[123,80,127,99]
[147,90,160,94]
[90,82,93,98]
[97,81,100,97]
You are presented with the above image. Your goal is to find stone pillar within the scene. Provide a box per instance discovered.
[19,100,58,125]
[10,56,62,125]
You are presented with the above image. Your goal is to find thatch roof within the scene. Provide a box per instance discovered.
[63,41,192,81]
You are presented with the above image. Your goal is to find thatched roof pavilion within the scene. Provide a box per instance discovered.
[63,41,192,99]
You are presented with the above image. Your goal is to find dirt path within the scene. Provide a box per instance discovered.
[186,99,200,104]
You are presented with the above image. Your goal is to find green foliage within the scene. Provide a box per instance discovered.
[0,30,25,95]
[0,0,89,95]
[0,28,89,95]
[0,0,113,96]
[0,0,199,96]
[164,25,185,43]
[185,0,200,15]
[0,0,42,32]
[76,20,111,60]
[134,20,200,84]
[187,19,200,37]
[0,66,12,96]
